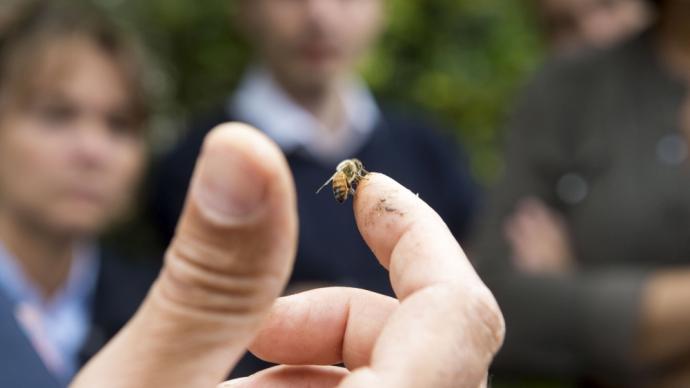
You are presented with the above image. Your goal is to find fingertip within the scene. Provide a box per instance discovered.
[353,173,433,268]
[190,122,293,226]
[353,172,481,301]
[201,122,290,186]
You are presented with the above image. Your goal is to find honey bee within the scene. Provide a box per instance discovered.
[316,158,369,203]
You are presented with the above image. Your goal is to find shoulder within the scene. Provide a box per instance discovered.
[159,107,232,169]
[378,103,461,147]
[0,290,60,386]
[378,102,450,136]
[151,106,232,199]
[94,250,159,319]
[520,31,646,105]
[376,102,469,162]
[79,249,159,366]
[506,32,647,149]
[98,250,159,283]
[372,102,476,192]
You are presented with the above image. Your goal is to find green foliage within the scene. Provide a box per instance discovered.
[105,0,543,181]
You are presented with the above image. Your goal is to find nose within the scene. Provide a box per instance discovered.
[70,119,114,169]
[304,0,341,28]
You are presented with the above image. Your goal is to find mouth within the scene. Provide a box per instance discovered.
[65,188,108,207]
[298,43,339,65]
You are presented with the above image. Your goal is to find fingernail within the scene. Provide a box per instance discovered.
[218,377,249,387]
[194,143,267,222]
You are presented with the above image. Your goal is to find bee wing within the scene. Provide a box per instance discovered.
[316,173,337,194]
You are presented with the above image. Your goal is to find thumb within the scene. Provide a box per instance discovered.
[72,123,298,387]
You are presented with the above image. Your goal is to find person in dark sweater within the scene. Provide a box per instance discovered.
[150,0,479,298]
[0,2,156,386]
[473,0,690,386]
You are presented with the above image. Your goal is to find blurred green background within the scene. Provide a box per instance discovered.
[105,0,544,182]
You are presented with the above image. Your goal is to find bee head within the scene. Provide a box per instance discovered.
[335,160,350,172]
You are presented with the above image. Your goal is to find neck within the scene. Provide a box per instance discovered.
[657,5,690,83]
[273,71,347,131]
[0,208,75,300]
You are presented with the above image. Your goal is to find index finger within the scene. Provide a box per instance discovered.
[349,173,504,387]
[354,173,486,300]
[238,173,504,388]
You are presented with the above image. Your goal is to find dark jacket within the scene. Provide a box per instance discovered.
[473,29,689,384]
[0,252,156,387]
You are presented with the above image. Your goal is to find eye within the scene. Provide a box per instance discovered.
[106,112,142,139]
[32,102,78,127]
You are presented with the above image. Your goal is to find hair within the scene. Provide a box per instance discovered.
[0,0,150,128]
[646,0,664,10]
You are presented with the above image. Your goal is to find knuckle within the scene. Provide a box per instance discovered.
[468,288,506,355]
[158,237,283,317]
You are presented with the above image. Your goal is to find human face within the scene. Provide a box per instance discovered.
[240,0,384,91]
[539,0,651,53]
[0,39,146,238]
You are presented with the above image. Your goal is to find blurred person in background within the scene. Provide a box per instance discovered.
[151,2,478,301]
[474,0,690,386]
[533,0,653,55]
[0,1,156,386]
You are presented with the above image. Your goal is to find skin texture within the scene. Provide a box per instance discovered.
[71,123,504,388]
[237,0,384,96]
[236,0,384,130]
[0,38,145,239]
[504,197,575,274]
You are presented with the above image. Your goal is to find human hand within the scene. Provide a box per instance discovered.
[72,122,298,387]
[71,123,504,388]
[504,197,575,274]
[221,172,505,388]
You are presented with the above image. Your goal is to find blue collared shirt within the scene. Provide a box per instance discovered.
[0,242,99,384]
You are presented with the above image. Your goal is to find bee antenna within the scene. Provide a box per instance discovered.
[316,177,334,194]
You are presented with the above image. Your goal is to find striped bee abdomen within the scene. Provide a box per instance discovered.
[332,173,349,203]
[316,159,368,203]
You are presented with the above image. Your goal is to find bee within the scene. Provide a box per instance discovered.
[316,158,369,203]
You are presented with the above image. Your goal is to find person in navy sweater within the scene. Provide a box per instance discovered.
[151,0,479,299]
